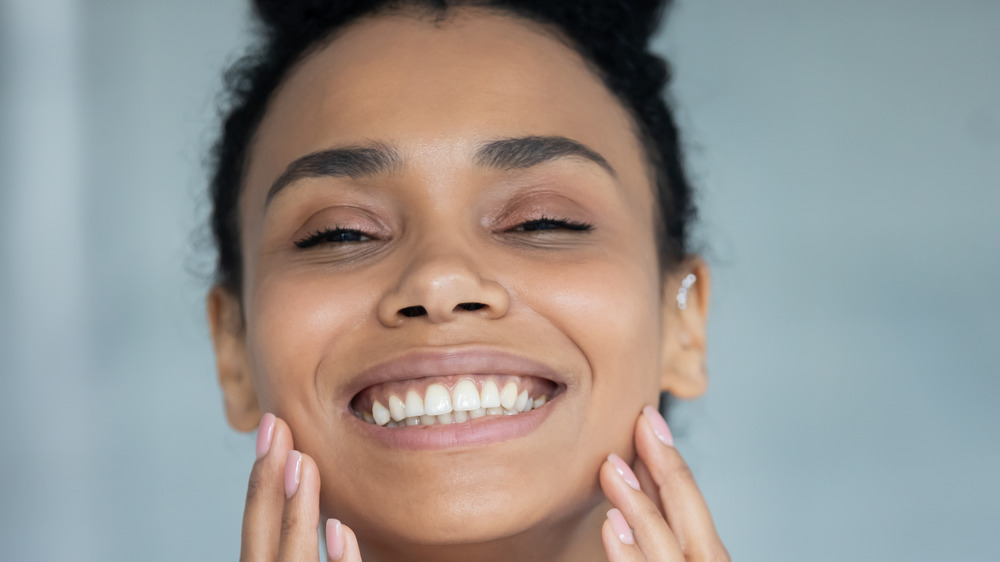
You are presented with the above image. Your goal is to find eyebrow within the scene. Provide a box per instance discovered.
[264,135,615,206]
[473,136,617,178]
[265,142,400,204]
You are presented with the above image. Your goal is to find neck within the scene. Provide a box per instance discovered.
[357,499,611,562]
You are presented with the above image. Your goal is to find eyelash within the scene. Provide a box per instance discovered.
[294,226,371,249]
[509,216,594,233]
[293,216,593,249]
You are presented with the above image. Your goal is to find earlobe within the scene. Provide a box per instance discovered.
[207,286,261,432]
[658,260,711,399]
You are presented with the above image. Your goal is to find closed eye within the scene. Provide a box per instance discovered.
[294,227,373,248]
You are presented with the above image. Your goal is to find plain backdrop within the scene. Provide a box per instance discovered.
[1,0,998,560]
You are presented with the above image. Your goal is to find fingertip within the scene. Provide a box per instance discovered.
[607,453,642,491]
[255,412,276,459]
[284,450,303,498]
[598,455,620,495]
[272,415,295,448]
[342,524,363,562]
[601,517,620,560]
[642,405,674,446]
[606,508,635,545]
[598,453,639,504]
[326,518,344,560]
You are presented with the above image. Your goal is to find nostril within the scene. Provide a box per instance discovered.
[399,305,427,317]
[456,302,485,312]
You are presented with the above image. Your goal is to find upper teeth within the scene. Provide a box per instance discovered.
[359,380,549,427]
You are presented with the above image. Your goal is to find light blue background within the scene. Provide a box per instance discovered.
[2,1,997,560]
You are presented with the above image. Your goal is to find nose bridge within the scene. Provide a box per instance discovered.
[378,230,509,325]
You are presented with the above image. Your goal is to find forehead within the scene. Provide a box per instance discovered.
[244,8,649,208]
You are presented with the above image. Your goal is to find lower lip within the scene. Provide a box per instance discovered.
[349,397,557,450]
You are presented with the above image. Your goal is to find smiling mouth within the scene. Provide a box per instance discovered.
[351,374,559,427]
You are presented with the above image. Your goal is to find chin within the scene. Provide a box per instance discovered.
[324,451,600,548]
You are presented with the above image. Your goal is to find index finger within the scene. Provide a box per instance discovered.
[636,406,729,560]
[241,413,294,562]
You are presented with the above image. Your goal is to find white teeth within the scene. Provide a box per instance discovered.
[361,380,555,427]
[424,384,452,416]
[372,400,391,425]
[405,390,425,417]
[499,382,518,409]
[515,390,529,411]
[451,380,481,411]
[388,395,406,421]
[480,381,501,408]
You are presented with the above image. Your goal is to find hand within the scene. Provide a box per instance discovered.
[599,406,729,561]
[240,413,364,561]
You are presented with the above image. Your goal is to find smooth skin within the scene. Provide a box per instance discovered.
[208,8,727,562]
[241,407,726,561]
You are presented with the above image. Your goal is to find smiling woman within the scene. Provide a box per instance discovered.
[205,1,726,561]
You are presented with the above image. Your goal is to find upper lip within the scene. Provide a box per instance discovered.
[342,347,567,403]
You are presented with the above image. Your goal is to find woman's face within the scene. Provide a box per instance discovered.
[219,9,689,547]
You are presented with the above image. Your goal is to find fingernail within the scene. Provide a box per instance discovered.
[643,405,674,446]
[326,519,345,560]
[607,453,641,491]
[284,450,302,498]
[256,413,276,459]
[606,508,635,545]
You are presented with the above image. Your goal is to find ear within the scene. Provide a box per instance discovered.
[206,286,261,431]
[659,260,711,399]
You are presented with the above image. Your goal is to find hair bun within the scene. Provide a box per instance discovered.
[553,0,669,46]
[252,0,356,33]
[252,0,669,44]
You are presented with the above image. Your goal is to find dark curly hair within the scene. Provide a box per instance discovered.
[209,0,696,294]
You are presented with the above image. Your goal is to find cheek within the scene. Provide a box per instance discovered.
[517,245,663,431]
[245,270,375,414]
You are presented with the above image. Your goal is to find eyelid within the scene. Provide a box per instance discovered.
[289,204,392,248]
[489,188,596,228]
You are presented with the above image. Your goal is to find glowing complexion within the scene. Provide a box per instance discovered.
[209,9,719,562]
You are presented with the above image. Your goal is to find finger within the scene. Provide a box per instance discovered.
[636,406,729,560]
[326,519,364,562]
[241,413,295,562]
[601,453,683,560]
[276,450,322,561]
[601,509,643,562]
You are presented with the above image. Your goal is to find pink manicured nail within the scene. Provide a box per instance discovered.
[643,405,674,446]
[256,413,276,459]
[606,508,635,545]
[607,453,641,491]
[326,519,345,560]
[284,450,302,498]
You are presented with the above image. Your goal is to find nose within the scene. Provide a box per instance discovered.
[376,249,510,326]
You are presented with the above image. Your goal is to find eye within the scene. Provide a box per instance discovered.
[510,216,594,233]
[294,226,373,249]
